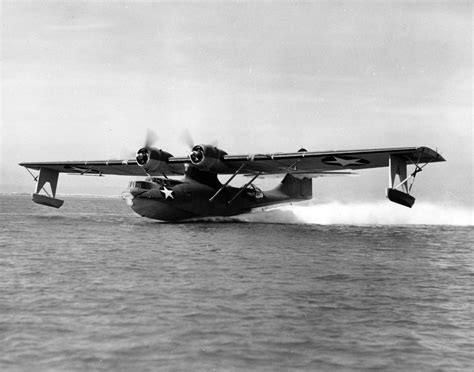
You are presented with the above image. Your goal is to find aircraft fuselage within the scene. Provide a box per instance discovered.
[125,171,312,221]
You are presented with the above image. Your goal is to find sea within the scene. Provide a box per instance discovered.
[1,195,473,371]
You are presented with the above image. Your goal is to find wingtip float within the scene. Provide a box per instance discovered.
[20,144,445,221]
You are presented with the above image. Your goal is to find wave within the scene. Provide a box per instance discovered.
[244,202,473,226]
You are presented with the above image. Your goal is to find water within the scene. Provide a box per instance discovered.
[1,195,473,371]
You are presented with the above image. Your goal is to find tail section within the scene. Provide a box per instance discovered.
[280,174,312,200]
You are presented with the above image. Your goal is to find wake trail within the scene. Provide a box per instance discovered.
[242,202,473,226]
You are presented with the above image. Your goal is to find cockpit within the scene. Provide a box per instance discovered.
[245,183,264,199]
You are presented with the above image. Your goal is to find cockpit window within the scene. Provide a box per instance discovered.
[130,177,183,190]
[146,177,182,187]
[132,181,153,190]
[245,184,264,199]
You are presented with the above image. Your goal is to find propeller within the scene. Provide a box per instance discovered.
[119,128,159,159]
[180,128,219,150]
[119,147,137,160]
[144,128,159,148]
[136,128,159,165]
[180,128,195,150]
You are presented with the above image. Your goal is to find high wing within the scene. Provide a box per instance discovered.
[20,146,444,177]
[20,145,444,209]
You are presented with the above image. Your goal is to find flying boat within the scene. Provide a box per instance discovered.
[20,135,445,221]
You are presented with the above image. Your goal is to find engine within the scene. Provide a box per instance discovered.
[136,147,174,174]
[189,144,229,172]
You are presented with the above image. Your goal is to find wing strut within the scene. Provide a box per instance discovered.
[228,172,262,205]
[209,163,246,202]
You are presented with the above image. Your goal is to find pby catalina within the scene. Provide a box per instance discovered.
[20,134,445,222]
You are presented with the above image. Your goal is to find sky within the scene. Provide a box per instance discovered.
[1,1,472,206]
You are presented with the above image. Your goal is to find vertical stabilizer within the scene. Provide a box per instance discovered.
[280,174,312,199]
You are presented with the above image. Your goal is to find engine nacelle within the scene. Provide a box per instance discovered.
[189,144,229,172]
[136,147,174,174]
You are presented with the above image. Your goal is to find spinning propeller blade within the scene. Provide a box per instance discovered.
[180,129,195,150]
[144,128,159,148]
[118,128,159,159]
[180,129,218,149]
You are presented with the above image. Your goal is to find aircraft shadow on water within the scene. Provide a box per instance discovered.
[20,134,445,222]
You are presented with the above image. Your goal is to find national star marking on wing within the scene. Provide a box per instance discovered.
[325,157,366,167]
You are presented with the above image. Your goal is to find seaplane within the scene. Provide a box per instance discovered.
[20,132,445,222]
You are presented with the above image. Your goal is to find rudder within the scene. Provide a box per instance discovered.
[280,174,312,199]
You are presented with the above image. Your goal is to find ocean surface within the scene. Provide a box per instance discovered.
[1,195,473,371]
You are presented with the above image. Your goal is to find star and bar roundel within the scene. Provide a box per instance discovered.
[322,155,370,167]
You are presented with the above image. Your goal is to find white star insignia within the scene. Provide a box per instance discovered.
[160,186,174,200]
[325,157,365,167]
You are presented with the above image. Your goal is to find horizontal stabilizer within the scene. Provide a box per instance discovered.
[32,193,64,208]
[386,188,415,208]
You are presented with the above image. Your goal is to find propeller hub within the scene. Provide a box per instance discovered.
[136,148,149,165]
[189,145,204,164]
